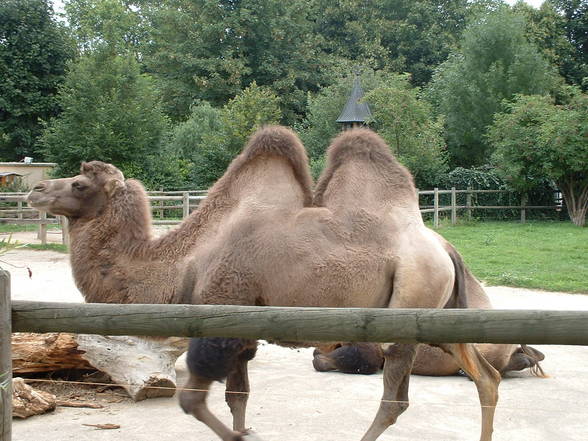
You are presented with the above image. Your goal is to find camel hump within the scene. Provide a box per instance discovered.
[225,125,314,206]
[325,128,397,168]
[314,128,416,207]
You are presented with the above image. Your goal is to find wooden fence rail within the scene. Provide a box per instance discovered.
[2,273,588,439]
[10,300,588,345]
[0,189,561,243]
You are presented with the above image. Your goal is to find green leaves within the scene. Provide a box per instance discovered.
[488,91,588,225]
[365,75,448,189]
[0,0,74,160]
[40,51,178,188]
[166,83,281,188]
[427,6,557,167]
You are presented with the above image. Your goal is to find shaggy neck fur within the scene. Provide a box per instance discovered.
[67,126,313,305]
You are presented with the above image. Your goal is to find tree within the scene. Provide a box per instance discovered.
[41,51,183,189]
[365,75,448,189]
[514,1,585,91]
[0,0,74,160]
[64,0,149,57]
[168,83,281,188]
[488,92,588,226]
[427,6,556,167]
[144,0,331,123]
[548,0,588,90]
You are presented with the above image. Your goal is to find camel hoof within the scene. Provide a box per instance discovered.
[241,430,264,441]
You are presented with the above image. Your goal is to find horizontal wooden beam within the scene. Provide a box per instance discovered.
[0,218,58,225]
[11,301,588,345]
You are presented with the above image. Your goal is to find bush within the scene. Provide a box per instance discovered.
[421,166,561,221]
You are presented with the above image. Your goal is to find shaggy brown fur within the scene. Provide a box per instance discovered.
[29,126,502,441]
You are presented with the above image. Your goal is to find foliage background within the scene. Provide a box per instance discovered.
[1,0,587,224]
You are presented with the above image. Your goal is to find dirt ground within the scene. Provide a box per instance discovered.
[4,233,588,441]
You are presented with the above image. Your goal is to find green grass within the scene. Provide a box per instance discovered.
[0,240,68,253]
[0,224,60,233]
[435,221,588,294]
[1,219,586,292]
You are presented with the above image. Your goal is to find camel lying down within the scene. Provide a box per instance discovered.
[313,342,546,377]
[29,126,523,441]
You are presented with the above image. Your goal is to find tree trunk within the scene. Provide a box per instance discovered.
[559,180,588,227]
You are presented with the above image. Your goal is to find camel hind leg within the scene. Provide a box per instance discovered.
[360,343,418,441]
[439,343,501,441]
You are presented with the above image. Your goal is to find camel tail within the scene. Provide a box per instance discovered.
[444,248,468,309]
[238,125,314,206]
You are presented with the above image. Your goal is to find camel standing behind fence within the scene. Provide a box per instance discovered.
[28,127,502,441]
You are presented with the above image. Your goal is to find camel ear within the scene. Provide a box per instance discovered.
[104,179,125,197]
[81,162,94,175]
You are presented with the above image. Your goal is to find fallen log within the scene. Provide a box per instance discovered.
[12,333,93,374]
[12,333,188,401]
[12,378,56,419]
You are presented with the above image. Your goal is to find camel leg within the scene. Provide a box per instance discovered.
[439,343,501,441]
[226,344,258,431]
[180,337,256,441]
[180,374,243,441]
[360,343,418,441]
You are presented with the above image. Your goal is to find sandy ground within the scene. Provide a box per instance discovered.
[3,233,588,441]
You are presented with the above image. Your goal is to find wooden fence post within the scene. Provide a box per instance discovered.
[60,216,70,247]
[0,271,12,441]
[17,201,23,220]
[451,187,457,225]
[183,192,190,219]
[433,187,439,228]
[520,193,528,224]
[466,187,472,220]
[37,211,47,245]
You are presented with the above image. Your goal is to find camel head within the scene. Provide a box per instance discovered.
[27,161,125,219]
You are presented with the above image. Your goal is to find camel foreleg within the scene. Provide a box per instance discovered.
[439,343,501,441]
[226,343,258,431]
[360,343,418,441]
[180,337,257,441]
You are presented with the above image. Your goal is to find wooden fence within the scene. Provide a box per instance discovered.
[418,188,560,228]
[0,188,560,244]
[1,271,588,439]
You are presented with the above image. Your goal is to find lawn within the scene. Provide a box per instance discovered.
[436,221,588,294]
[0,220,586,293]
[0,224,60,233]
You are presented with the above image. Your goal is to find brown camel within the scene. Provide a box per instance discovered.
[28,126,502,441]
[314,240,546,377]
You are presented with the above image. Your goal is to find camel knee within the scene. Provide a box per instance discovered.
[179,378,209,417]
[313,343,383,375]
[312,353,338,372]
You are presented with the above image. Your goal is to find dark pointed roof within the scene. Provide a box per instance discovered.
[336,75,372,124]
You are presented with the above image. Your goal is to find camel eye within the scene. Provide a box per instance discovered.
[72,182,87,191]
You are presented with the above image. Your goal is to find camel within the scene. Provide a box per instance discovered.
[313,244,546,377]
[28,126,503,441]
